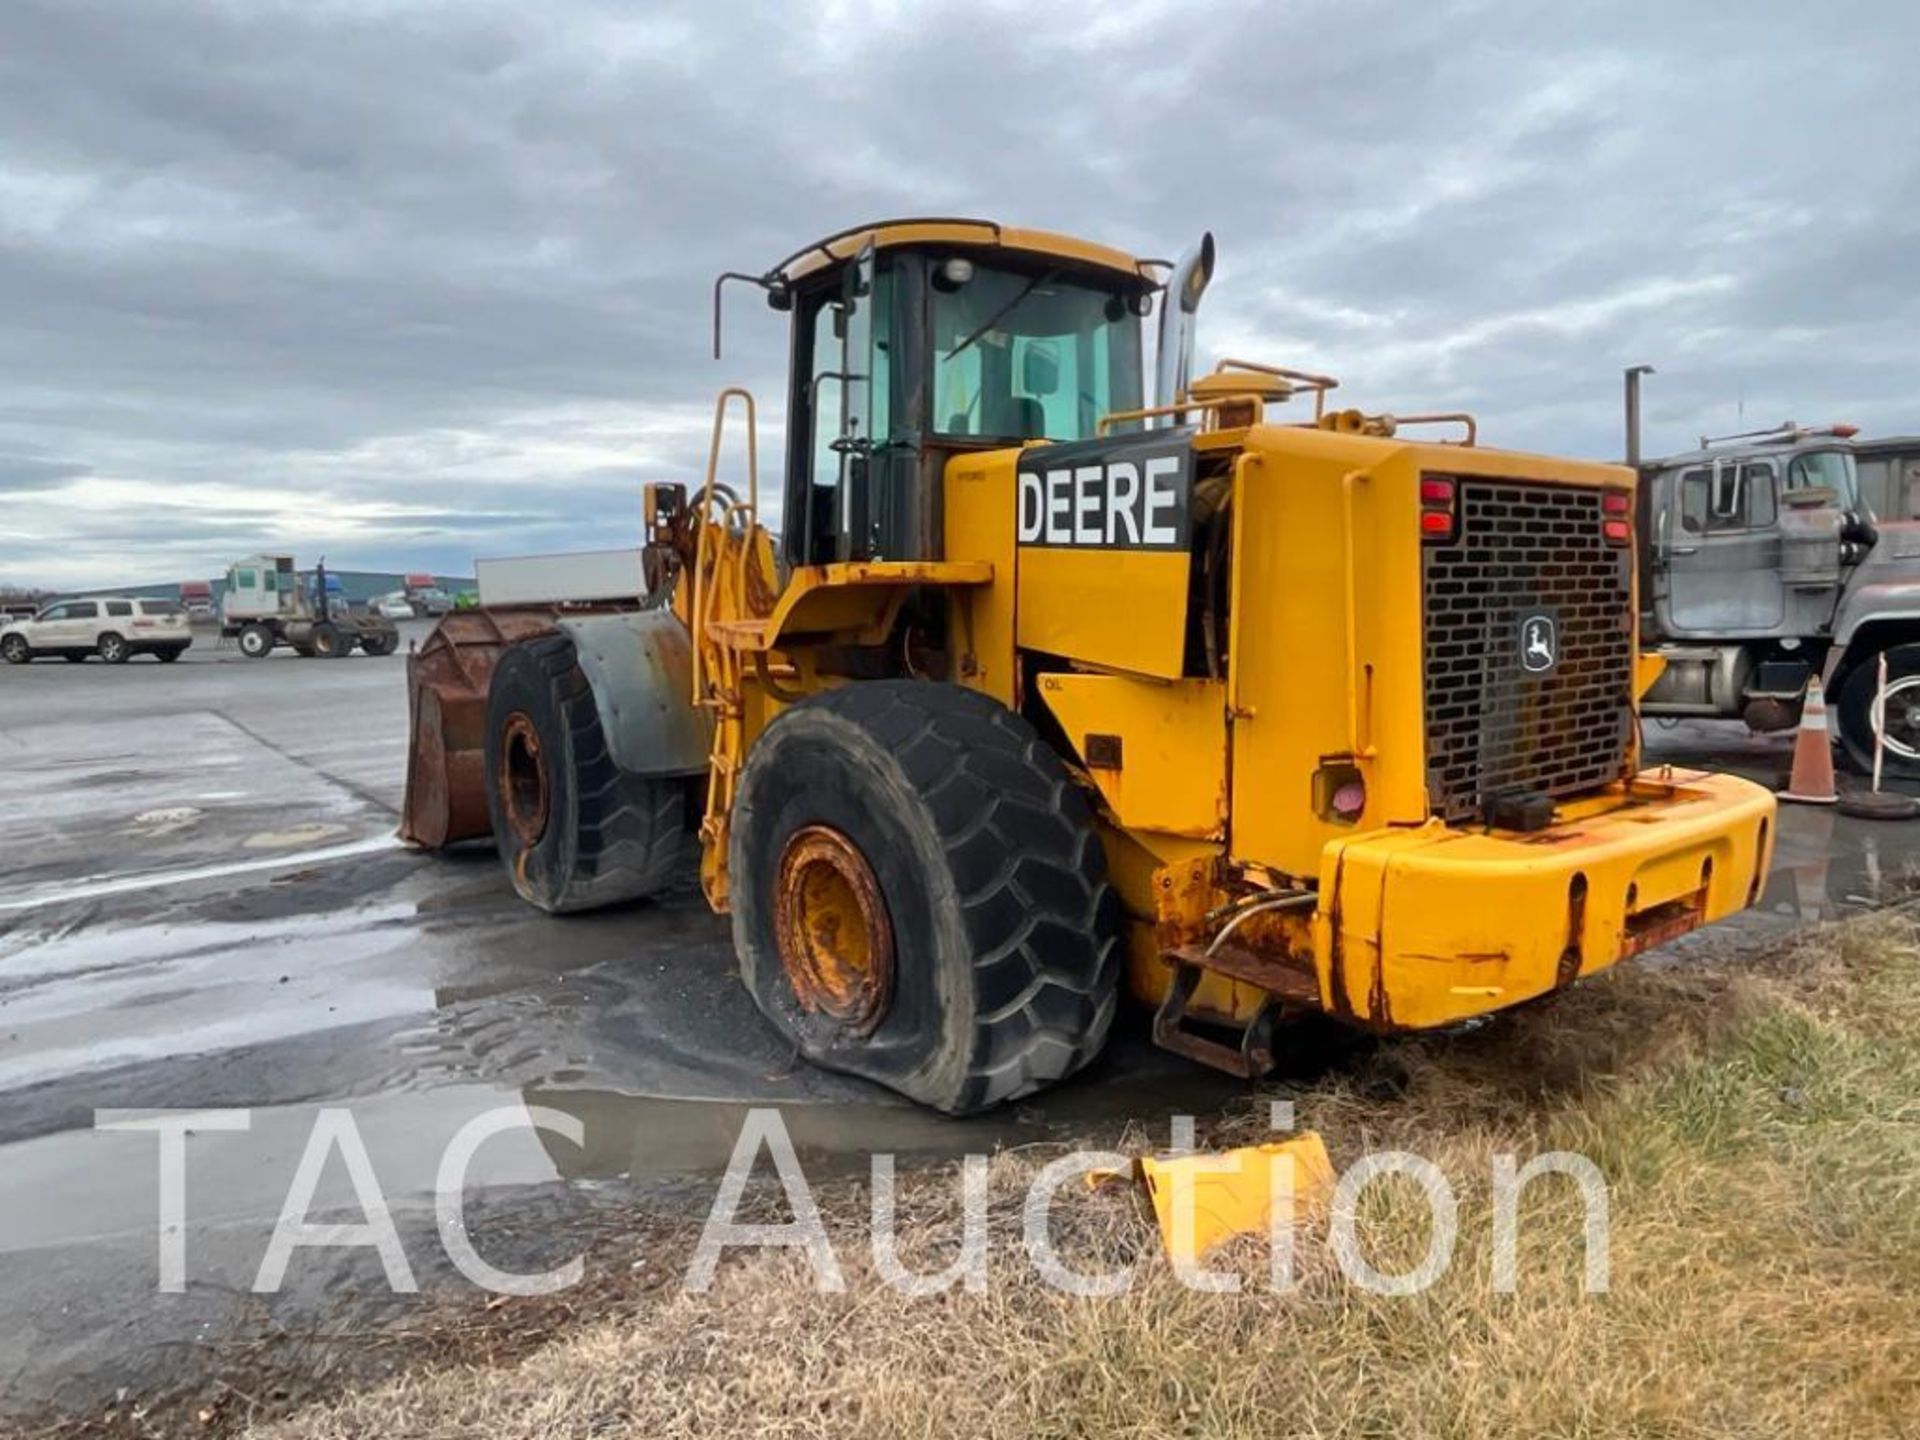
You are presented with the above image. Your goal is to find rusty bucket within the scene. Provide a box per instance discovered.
[398,608,561,848]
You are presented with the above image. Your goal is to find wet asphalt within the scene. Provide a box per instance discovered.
[1,624,1914,1417]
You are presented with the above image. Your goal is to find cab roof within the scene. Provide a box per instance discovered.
[771,217,1160,287]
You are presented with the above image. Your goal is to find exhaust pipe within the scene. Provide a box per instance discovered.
[1624,364,1654,467]
[1154,232,1216,418]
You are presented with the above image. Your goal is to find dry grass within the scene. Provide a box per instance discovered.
[231,912,1920,1440]
[16,916,1913,1440]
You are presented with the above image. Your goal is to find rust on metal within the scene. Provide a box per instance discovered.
[399,608,566,849]
[1556,872,1589,988]
[1151,961,1276,1077]
[1619,892,1706,959]
[497,711,550,846]
[1166,942,1318,1007]
[773,825,894,1033]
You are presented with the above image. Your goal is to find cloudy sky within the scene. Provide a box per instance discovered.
[0,0,1910,587]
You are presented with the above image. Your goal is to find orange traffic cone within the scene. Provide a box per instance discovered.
[1779,676,1838,805]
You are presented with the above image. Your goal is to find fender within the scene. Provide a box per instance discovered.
[556,610,713,777]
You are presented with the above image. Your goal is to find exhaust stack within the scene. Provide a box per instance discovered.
[1154,232,1215,418]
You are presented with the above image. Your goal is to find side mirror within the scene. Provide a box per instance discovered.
[1022,341,1061,397]
[844,241,874,304]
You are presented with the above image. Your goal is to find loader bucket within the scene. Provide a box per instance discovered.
[399,608,563,848]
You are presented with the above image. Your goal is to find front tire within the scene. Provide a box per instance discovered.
[482,634,695,913]
[1838,643,1920,779]
[360,630,399,657]
[97,632,129,664]
[0,635,27,664]
[238,624,275,659]
[730,680,1121,1115]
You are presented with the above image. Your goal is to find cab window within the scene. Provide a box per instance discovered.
[1678,462,1776,533]
[1786,449,1859,507]
[930,265,1142,442]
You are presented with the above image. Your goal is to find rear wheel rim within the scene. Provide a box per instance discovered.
[498,711,550,845]
[102,637,123,660]
[774,825,893,1033]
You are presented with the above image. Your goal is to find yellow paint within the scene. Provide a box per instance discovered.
[779,220,1147,286]
[943,452,1019,706]
[1636,651,1669,699]
[1018,546,1191,679]
[1314,768,1774,1028]
[1035,673,1226,838]
[1098,1133,1335,1262]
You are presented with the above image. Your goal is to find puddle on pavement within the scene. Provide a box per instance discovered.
[5,721,1917,1269]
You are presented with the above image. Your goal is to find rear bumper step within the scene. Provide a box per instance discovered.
[1313,769,1776,1031]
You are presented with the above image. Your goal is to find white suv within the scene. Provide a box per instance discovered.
[1,597,194,665]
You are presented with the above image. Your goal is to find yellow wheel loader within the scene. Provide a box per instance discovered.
[402,218,1776,1114]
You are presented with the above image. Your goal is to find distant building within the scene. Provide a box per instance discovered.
[56,570,476,609]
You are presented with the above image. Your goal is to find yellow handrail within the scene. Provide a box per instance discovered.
[691,388,759,705]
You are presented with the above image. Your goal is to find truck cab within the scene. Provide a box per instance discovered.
[1638,423,1920,772]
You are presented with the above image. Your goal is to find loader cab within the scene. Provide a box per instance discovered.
[774,225,1153,569]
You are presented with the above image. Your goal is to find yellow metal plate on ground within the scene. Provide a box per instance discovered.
[1107,1133,1335,1262]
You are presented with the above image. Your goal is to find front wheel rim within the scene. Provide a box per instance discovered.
[498,711,550,845]
[1870,675,1920,761]
[773,825,894,1033]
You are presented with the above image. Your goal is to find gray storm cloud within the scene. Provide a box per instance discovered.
[0,0,1910,586]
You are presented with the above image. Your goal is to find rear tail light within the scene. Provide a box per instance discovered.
[1420,475,1456,543]
[1602,489,1631,544]
[1313,762,1367,824]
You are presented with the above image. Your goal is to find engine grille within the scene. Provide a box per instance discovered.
[1422,478,1635,825]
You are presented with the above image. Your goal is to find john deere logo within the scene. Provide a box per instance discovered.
[1520,612,1558,675]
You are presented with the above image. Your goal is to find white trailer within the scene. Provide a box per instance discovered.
[474,549,646,607]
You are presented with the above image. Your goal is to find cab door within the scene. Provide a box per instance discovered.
[36,600,95,649]
[1661,459,1785,634]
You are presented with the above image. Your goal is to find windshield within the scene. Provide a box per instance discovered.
[931,265,1143,442]
[1787,449,1859,508]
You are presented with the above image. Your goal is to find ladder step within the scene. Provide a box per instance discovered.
[1151,960,1277,1079]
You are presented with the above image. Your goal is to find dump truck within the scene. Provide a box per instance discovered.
[1622,371,1920,776]
[222,554,400,658]
[402,219,1775,1114]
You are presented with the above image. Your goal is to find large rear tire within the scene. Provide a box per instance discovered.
[730,680,1121,1115]
[482,634,695,913]
[360,629,399,657]
[1837,643,1920,779]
